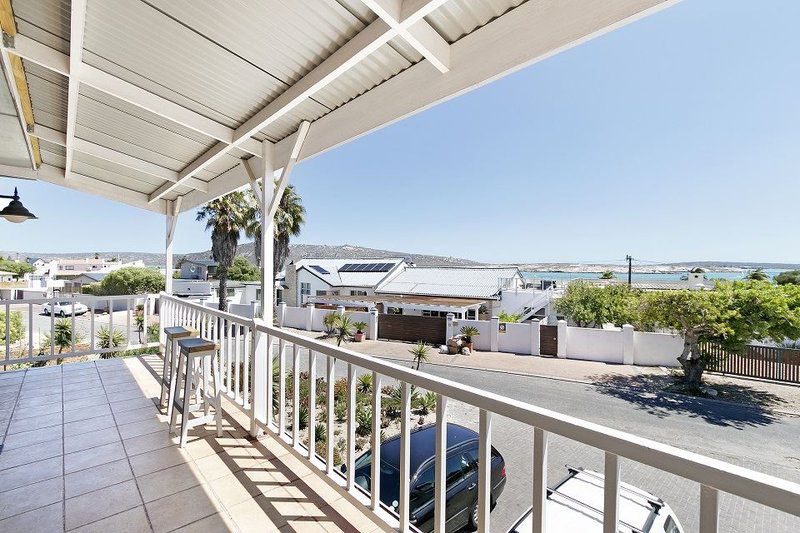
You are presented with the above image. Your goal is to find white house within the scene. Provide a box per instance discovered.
[283,257,409,307]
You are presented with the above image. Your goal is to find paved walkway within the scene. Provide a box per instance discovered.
[288,328,800,415]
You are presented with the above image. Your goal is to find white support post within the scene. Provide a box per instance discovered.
[306,303,315,331]
[164,197,181,296]
[64,0,87,178]
[603,452,620,533]
[434,395,448,532]
[370,372,382,512]
[622,324,635,365]
[530,318,541,356]
[478,409,493,533]
[532,428,548,533]
[557,319,568,358]
[700,485,719,533]
[277,302,287,328]
[490,316,500,352]
[261,141,274,323]
[445,313,454,340]
[399,381,412,532]
[368,308,379,340]
[250,320,269,437]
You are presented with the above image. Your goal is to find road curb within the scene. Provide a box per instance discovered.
[374,355,800,418]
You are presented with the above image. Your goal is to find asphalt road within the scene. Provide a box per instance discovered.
[290,349,800,532]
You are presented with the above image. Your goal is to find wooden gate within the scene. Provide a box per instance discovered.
[540,324,558,356]
[377,314,447,345]
[704,343,800,384]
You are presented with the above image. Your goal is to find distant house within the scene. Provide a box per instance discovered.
[283,257,409,307]
[67,272,108,294]
[25,257,46,270]
[0,270,16,282]
[180,259,218,280]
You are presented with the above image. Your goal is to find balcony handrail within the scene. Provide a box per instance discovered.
[160,293,800,530]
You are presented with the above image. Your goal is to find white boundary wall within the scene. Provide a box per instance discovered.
[278,304,378,340]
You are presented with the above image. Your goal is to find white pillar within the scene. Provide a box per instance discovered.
[251,319,269,437]
[306,303,315,331]
[336,305,345,316]
[622,324,635,365]
[277,302,287,328]
[490,316,499,352]
[261,141,275,323]
[557,319,568,358]
[445,313,455,340]
[164,207,177,295]
[368,308,379,340]
[530,318,540,356]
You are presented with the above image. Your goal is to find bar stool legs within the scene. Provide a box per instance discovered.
[171,338,222,447]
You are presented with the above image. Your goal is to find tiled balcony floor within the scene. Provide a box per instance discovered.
[0,356,386,532]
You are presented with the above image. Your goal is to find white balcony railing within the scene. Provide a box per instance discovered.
[164,295,800,532]
[1,294,159,367]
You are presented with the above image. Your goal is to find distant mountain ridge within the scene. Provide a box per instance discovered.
[3,243,482,269]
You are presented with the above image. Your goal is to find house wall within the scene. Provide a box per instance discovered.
[295,269,332,305]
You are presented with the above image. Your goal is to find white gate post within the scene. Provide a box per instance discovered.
[336,305,345,316]
[622,324,635,365]
[251,318,269,437]
[277,302,287,328]
[557,319,567,358]
[446,313,455,340]
[530,318,540,356]
[306,303,315,331]
[490,316,500,352]
[368,308,379,340]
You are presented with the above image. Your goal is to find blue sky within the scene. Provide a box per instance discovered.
[2,0,799,264]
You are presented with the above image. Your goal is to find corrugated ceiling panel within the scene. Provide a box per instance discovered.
[425,0,526,43]
[257,98,330,143]
[12,0,70,54]
[76,86,217,167]
[72,159,158,196]
[24,61,68,133]
[40,140,66,169]
[73,151,163,189]
[313,41,414,111]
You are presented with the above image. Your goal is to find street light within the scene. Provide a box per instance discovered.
[0,187,37,223]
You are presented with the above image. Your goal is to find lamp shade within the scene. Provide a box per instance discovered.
[0,188,37,223]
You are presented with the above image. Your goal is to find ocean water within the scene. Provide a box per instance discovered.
[521,269,788,282]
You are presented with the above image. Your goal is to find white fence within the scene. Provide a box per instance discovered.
[1,294,159,366]
[159,293,800,533]
[277,303,378,340]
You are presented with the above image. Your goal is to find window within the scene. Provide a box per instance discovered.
[64,265,74,270]
[422,310,461,318]
[226,288,235,296]
[663,517,681,533]
[351,290,367,296]
[387,307,403,315]
[466,309,477,319]
[300,282,311,296]
[410,466,435,510]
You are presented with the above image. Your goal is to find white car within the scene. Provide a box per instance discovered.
[508,466,683,533]
[42,301,89,317]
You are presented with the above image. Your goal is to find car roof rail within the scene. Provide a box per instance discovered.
[564,465,664,511]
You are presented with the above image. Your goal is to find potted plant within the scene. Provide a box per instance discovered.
[353,321,368,342]
[459,325,479,352]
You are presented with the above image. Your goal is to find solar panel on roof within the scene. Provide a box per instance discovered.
[310,265,330,274]
[338,262,393,273]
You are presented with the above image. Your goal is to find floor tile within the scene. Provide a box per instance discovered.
[0,501,63,532]
[64,426,121,454]
[137,462,203,503]
[117,416,170,440]
[111,397,157,414]
[0,456,63,493]
[15,392,62,409]
[0,475,63,520]
[172,511,238,533]
[0,437,62,471]
[227,494,289,532]
[128,444,192,477]
[123,429,177,456]
[65,479,143,530]
[11,402,62,420]
[64,441,126,474]
[64,413,116,436]
[65,458,133,498]
[64,403,112,423]
[69,505,151,533]
[1,424,61,450]
[114,405,161,426]
[64,393,110,412]
[145,484,222,533]
[64,386,106,402]
[6,411,62,434]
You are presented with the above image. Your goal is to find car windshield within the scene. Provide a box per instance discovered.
[57,302,71,305]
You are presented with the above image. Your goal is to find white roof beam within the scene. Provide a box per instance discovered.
[153,0,449,203]
[265,121,310,224]
[30,123,208,193]
[360,0,450,73]
[243,159,263,206]
[181,0,679,213]
[0,40,37,169]
[64,0,87,179]
[0,163,168,213]
[2,34,262,158]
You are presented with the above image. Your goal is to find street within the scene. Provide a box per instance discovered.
[290,349,800,532]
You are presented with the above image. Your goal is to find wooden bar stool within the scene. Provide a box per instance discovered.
[160,326,198,419]
[170,338,222,448]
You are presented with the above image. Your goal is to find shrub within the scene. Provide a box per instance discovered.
[82,267,164,296]
[356,373,372,394]
[97,326,126,358]
[355,405,372,437]
[415,391,437,415]
[323,313,338,335]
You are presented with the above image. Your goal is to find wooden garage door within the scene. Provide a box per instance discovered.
[378,314,447,345]
[540,324,558,356]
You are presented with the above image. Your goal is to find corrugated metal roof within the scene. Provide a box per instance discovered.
[377,266,521,299]
[426,0,526,43]
[12,0,70,54]
[23,61,68,133]
[38,139,66,169]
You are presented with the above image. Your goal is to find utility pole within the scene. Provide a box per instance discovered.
[626,255,633,286]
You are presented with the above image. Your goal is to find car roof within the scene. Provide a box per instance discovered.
[379,423,478,473]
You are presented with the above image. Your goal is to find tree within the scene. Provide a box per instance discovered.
[0,259,34,278]
[0,310,25,347]
[196,192,249,311]
[97,326,126,359]
[775,270,800,286]
[227,256,260,282]
[600,270,615,280]
[42,318,84,364]
[556,281,640,328]
[82,267,165,296]
[745,268,769,281]
[243,184,305,274]
[498,311,521,323]
[333,314,354,347]
[409,341,430,370]
[639,281,800,386]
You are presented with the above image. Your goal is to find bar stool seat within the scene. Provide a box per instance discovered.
[160,326,198,420]
[169,338,222,447]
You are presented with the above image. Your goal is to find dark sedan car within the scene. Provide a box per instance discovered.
[348,423,506,532]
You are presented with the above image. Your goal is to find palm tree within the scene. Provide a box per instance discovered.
[409,341,430,371]
[334,315,354,347]
[97,326,126,359]
[746,268,769,282]
[41,318,84,364]
[196,191,249,311]
[242,184,305,274]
